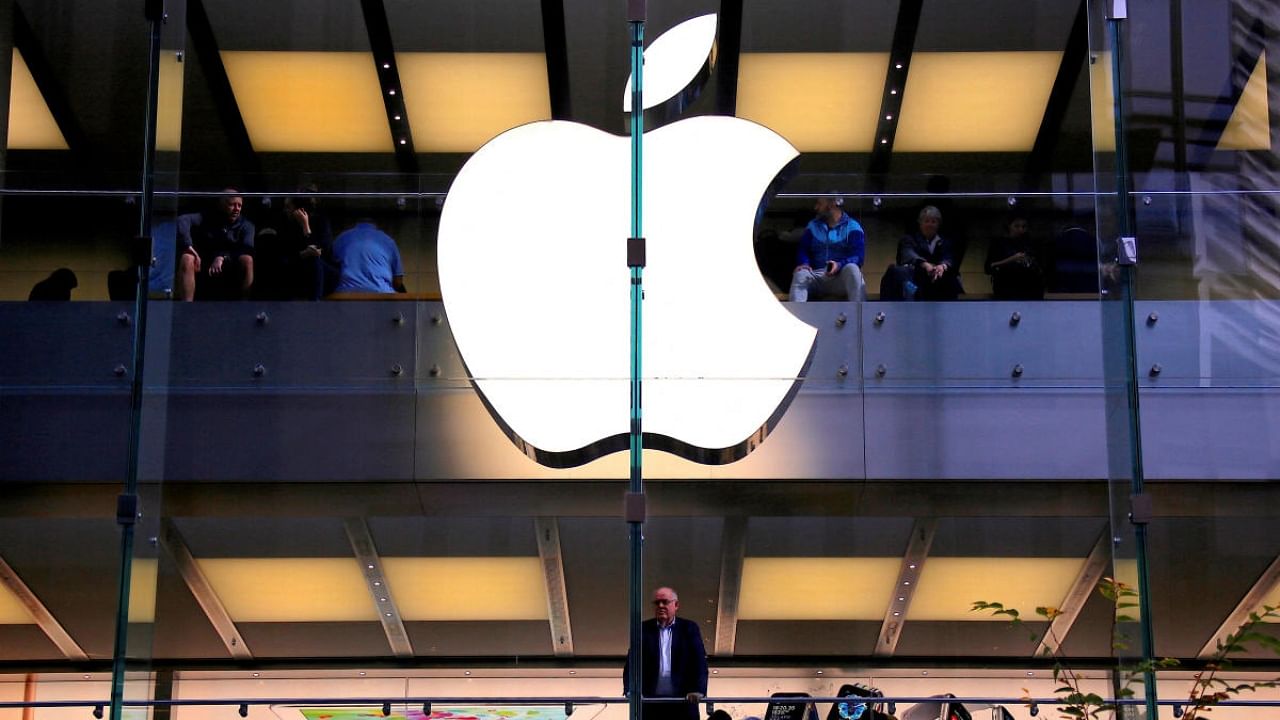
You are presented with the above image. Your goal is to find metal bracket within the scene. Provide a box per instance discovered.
[1129,492,1153,525]
[627,237,646,268]
[116,493,139,526]
[627,0,646,23]
[1117,236,1137,266]
[624,491,646,523]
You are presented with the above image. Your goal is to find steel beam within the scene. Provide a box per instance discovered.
[535,517,574,656]
[159,519,252,660]
[344,517,414,658]
[874,518,936,657]
[1198,554,1280,658]
[713,516,747,656]
[0,554,88,661]
[1037,529,1110,655]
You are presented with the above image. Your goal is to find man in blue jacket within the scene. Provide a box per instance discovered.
[788,195,866,302]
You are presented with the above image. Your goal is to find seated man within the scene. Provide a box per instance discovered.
[985,214,1046,299]
[331,220,406,295]
[788,195,866,302]
[880,205,963,301]
[255,194,337,300]
[174,189,255,301]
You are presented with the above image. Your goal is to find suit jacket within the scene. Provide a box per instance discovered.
[896,232,956,270]
[623,617,709,698]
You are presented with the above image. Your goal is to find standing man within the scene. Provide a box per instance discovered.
[788,195,866,302]
[625,587,708,720]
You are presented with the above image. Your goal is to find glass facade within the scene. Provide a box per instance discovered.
[2,1,1280,720]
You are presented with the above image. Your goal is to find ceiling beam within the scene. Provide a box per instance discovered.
[874,518,935,657]
[866,0,923,188]
[0,554,88,661]
[539,0,572,120]
[185,0,259,177]
[714,516,747,656]
[1023,0,1089,186]
[713,0,744,116]
[344,517,414,658]
[535,517,574,656]
[1198,554,1280,658]
[1037,529,1110,655]
[12,4,89,155]
[159,519,253,660]
[359,0,418,173]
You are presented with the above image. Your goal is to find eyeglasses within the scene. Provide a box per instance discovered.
[652,599,675,606]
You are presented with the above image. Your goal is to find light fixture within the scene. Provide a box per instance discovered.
[93,706,104,720]
[374,581,382,586]
[569,670,576,675]
[388,89,397,96]
[564,703,574,717]
[880,138,887,144]
[367,564,375,570]
[464,671,471,676]
[890,88,898,94]
[908,564,916,569]
[382,63,390,69]
[422,704,431,716]
[816,670,823,675]
[921,671,928,676]
[239,704,249,718]
[903,580,911,585]
[380,597,388,602]
[895,63,903,69]
[892,611,901,616]
[399,139,407,145]
[382,703,391,717]
[897,596,905,601]
[384,612,393,617]
[393,115,402,121]
[252,672,259,677]
[359,671,367,676]
[885,114,893,120]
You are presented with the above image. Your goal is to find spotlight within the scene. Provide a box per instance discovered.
[1172,705,1184,719]
[564,703,574,717]
[93,706,104,719]
[382,703,392,717]
[422,703,432,716]
[1028,702,1039,717]
[239,704,249,718]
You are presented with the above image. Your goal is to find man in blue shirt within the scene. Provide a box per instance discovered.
[788,195,866,302]
[331,220,406,294]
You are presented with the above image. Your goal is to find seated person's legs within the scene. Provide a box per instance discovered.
[918,269,962,301]
[175,252,198,302]
[789,266,820,302]
[836,262,866,301]
[879,263,912,300]
[237,255,254,298]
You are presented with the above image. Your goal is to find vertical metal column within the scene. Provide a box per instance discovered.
[1105,3,1158,718]
[625,3,646,720]
[109,1,165,718]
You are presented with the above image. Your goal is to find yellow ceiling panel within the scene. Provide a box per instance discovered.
[222,51,393,153]
[128,559,157,624]
[197,558,377,622]
[398,53,551,153]
[738,557,900,620]
[909,557,1084,621]
[156,53,185,152]
[0,574,34,624]
[736,53,889,152]
[1090,51,1117,152]
[896,51,1062,152]
[383,557,548,621]
[1217,50,1271,151]
[8,49,68,150]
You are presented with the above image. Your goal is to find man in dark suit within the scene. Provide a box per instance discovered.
[880,205,964,301]
[624,587,708,720]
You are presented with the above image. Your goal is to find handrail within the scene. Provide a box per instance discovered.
[5,695,1280,709]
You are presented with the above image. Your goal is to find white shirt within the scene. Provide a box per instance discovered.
[656,621,675,696]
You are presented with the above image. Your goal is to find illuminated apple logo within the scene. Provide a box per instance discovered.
[438,14,816,467]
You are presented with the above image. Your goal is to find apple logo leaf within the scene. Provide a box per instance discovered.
[622,14,717,120]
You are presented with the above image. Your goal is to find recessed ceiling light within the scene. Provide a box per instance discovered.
[890,89,898,95]
[465,671,472,676]
[383,63,390,69]
[389,89,397,96]
[359,672,367,676]
[908,564,917,569]
[367,564,375,570]
[252,673,260,678]
[895,63,903,69]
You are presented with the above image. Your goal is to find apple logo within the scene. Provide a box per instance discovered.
[438,14,816,468]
